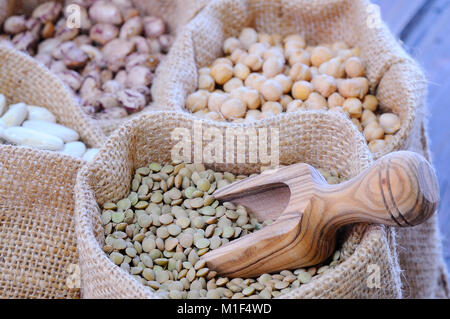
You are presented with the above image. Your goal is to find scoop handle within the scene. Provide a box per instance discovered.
[317,151,439,227]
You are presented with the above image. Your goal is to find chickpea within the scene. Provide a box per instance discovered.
[362,94,378,111]
[230,86,248,100]
[361,109,377,127]
[198,67,211,76]
[284,40,306,58]
[234,63,250,80]
[223,77,244,93]
[343,98,363,118]
[263,57,284,78]
[230,49,248,64]
[212,57,233,67]
[239,28,258,50]
[332,41,349,52]
[242,88,261,110]
[223,37,241,55]
[379,113,401,134]
[284,34,306,46]
[198,74,215,92]
[311,46,333,67]
[205,111,223,121]
[261,101,283,115]
[186,90,209,112]
[246,109,265,121]
[220,98,246,119]
[328,92,345,108]
[304,92,328,110]
[249,42,268,57]
[337,77,369,99]
[245,73,266,91]
[312,74,337,98]
[243,53,263,71]
[271,34,283,45]
[351,118,363,132]
[286,100,304,112]
[319,57,345,78]
[274,74,293,94]
[263,47,285,61]
[345,57,365,78]
[289,63,312,82]
[280,95,293,110]
[208,91,229,112]
[292,81,313,101]
[211,63,233,85]
[368,139,387,153]
[288,50,311,66]
[337,49,354,60]
[364,122,385,142]
[260,79,283,101]
[329,106,345,113]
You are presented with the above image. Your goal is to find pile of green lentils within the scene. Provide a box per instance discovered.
[101,162,343,299]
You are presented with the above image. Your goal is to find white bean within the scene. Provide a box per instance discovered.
[27,105,57,123]
[22,120,79,142]
[83,148,100,162]
[60,141,87,158]
[1,103,28,128]
[2,126,64,151]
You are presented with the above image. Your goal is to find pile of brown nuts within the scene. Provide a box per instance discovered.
[101,161,344,299]
[185,28,402,153]
[0,1,173,120]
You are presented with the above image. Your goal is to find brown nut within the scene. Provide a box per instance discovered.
[120,16,144,39]
[126,65,153,88]
[60,41,88,69]
[117,89,146,112]
[32,2,62,23]
[90,23,119,45]
[143,16,166,38]
[3,16,27,35]
[89,1,123,25]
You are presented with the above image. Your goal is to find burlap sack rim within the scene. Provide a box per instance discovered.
[73,109,404,299]
[0,43,106,149]
[152,0,424,160]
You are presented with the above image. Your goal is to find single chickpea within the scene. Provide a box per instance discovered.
[337,78,369,99]
[198,67,211,76]
[198,74,215,92]
[345,57,365,78]
[261,101,283,115]
[311,46,333,67]
[186,90,209,112]
[230,49,248,64]
[246,109,265,121]
[312,74,337,98]
[328,92,345,108]
[258,33,273,46]
[205,111,223,121]
[362,94,378,111]
[245,73,267,91]
[304,92,328,110]
[212,57,233,67]
[286,100,304,112]
[274,74,293,94]
[289,63,312,82]
[242,88,261,110]
[292,80,313,101]
[364,122,385,142]
[243,53,263,71]
[263,47,285,61]
[361,109,377,127]
[208,91,229,112]
[284,40,306,58]
[351,118,363,132]
[249,42,269,57]
[234,63,250,80]
[379,113,401,134]
[223,37,241,55]
[343,98,363,118]
[260,79,283,101]
[280,95,293,110]
[220,98,246,119]
[230,86,248,100]
[319,56,345,78]
[368,139,387,153]
[288,49,311,66]
[239,27,258,50]
[263,57,284,78]
[223,77,244,93]
[211,63,233,85]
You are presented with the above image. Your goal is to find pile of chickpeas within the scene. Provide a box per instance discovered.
[185,28,402,153]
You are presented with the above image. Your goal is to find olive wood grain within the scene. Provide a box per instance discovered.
[202,151,439,277]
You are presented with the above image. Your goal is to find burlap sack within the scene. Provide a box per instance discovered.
[0,43,104,298]
[74,109,407,298]
[152,0,426,160]
[1,0,210,136]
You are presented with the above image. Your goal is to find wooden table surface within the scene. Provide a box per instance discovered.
[373,0,450,269]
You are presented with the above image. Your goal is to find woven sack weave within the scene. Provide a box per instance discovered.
[1,0,210,136]
[152,0,426,160]
[74,110,407,298]
[0,43,105,298]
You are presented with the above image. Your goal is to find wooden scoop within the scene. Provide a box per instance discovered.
[202,151,439,278]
